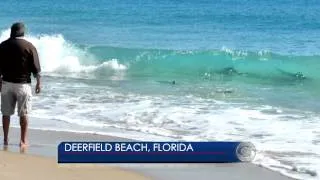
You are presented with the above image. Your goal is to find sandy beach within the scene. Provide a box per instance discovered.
[0,150,150,180]
[0,127,296,180]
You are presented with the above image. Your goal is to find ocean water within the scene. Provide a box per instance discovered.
[0,0,320,179]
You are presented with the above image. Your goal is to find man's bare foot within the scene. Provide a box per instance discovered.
[19,141,29,148]
[3,139,8,146]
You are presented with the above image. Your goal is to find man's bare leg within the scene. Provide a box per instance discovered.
[2,116,10,146]
[19,116,28,147]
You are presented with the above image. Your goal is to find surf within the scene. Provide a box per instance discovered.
[2,29,319,180]
[1,29,320,88]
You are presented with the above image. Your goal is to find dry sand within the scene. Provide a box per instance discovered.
[0,150,150,180]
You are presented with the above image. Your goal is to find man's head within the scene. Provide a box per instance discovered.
[10,22,25,38]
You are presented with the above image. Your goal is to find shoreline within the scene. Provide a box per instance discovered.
[1,127,295,180]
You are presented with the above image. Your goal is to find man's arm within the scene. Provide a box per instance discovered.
[0,44,3,92]
[30,45,41,93]
[35,74,41,93]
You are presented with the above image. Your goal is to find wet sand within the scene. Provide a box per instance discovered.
[0,127,295,180]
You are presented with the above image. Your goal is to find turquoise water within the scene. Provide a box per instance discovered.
[0,0,320,179]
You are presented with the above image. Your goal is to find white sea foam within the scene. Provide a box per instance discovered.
[16,82,319,180]
[0,29,127,78]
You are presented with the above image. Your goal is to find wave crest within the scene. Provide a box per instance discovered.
[0,29,127,79]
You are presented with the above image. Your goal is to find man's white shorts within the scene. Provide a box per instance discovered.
[1,81,32,117]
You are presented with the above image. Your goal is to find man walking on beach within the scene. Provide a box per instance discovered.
[0,22,41,147]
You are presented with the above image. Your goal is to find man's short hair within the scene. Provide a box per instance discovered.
[10,22,25,38]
